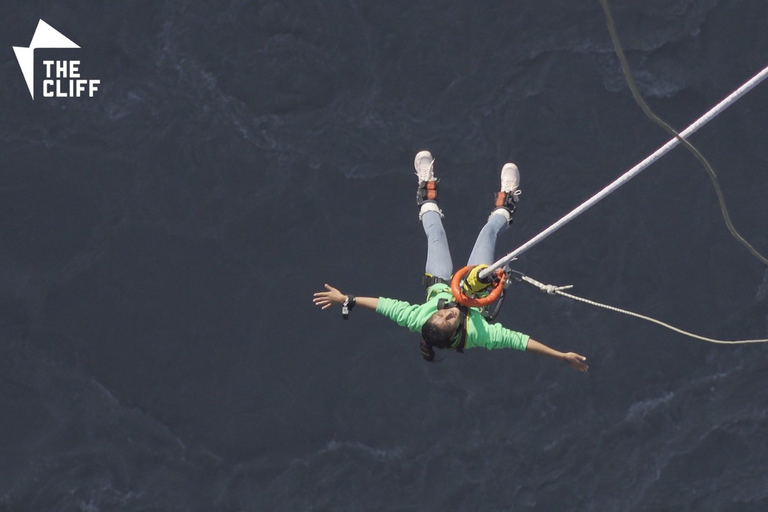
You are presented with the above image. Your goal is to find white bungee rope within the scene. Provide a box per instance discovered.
[475,64,768,344]
[479,63,768,280]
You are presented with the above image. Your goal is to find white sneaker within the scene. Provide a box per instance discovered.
[500,163,522,201]
[490,163,521,224]
[414,150,435,182]
[501,163,520,193]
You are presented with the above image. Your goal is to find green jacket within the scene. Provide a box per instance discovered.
[375,283,529,351]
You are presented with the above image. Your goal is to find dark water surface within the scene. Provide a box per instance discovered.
[2,1,768,510]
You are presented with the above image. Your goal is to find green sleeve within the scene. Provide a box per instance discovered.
[376,290,528,351]
[464,311,530,351]
[375,297,438,334]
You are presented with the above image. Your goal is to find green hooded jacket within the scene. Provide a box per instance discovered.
[375,283,529,351]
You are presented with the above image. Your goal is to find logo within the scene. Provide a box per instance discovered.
[13,19,100,100]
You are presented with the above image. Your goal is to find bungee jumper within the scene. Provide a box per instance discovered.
[314,4,768,356]
[313,151,589,372]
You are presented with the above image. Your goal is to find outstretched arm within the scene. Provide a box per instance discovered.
[526,338,589,372]
[313,284,379,311]
[314,284,430,334]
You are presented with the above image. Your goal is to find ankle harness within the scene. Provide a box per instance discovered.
[494,191,518,224]
[417,179,439,206]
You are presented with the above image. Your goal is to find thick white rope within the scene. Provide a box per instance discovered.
[479,63,768,280]
[520,275,768,345]
[599,0,768,266]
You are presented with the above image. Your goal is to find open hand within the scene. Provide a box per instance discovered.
[562,352,589,372]
[313,284,347,310]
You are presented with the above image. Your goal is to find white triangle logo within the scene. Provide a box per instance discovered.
[13,20,80,99]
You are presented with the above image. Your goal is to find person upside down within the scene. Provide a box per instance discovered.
[313,151,588,372]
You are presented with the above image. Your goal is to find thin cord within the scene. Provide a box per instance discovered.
[599,0,768,266]
[478,56,768,280]
[520,274,768,344]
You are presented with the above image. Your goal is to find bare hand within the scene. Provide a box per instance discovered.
[562,352,589,372]
[313,284,347,310]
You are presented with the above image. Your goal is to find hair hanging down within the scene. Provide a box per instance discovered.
[420,314,457,362]
[419,338,436,362]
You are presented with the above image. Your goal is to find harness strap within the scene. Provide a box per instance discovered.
[417,179,440,206]
[422,274,449,290]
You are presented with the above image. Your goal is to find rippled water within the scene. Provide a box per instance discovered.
[2,1,767,510]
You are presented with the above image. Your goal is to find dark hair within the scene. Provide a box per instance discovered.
[419,313,457,362]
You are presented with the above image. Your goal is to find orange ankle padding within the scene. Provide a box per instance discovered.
[426,181,438,201]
